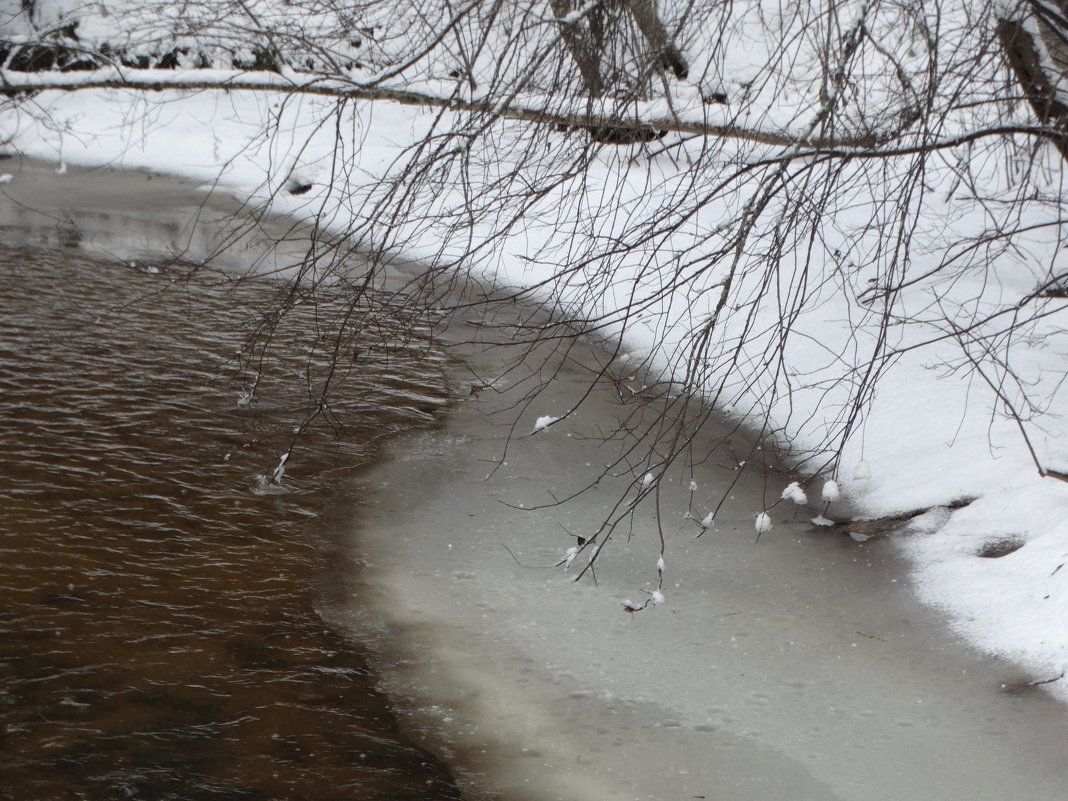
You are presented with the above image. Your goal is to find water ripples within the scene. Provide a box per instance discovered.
[0,245,460,800]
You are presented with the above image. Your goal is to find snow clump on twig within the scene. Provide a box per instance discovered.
[781,481,807,505]
[755,512,773,535]
[532,414,559,433]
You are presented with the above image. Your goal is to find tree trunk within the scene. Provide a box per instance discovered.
[550,0,606,96]
[622,0,687,78]
[998,2,1068,161]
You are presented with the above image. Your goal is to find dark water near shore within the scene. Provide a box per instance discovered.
[0,245,461,800]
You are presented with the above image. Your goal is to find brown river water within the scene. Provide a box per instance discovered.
[0,243,463,801]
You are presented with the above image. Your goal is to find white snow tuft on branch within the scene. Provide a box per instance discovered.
[562,546,579,569]
[532,414,560,433]
[781,481,808,505]
[272,452,289,484]
[755,512,773,535]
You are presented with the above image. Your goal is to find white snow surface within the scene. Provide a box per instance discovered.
[3,0,1068,702]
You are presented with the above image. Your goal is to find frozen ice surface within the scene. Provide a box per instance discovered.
[345,315,1068,801]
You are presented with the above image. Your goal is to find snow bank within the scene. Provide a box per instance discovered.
[2,0,1067,702]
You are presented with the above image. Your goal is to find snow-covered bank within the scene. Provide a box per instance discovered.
[5,79,1066,705]
[4,0,1068,706]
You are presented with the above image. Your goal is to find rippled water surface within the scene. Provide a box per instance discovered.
[0,245,460,800]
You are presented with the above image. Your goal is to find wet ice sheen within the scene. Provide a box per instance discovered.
[347,308,1068,801]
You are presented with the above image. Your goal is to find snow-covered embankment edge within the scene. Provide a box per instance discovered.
[2,85,1066,704]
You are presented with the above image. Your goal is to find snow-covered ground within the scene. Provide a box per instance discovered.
[2,0,1066,704]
